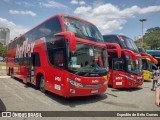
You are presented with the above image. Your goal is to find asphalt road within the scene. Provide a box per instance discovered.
[0,77,159,120]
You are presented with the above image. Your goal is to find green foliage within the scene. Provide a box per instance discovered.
[135,42,141,48]
[0,43,7,58]
[135,41,150,50]
[143,27,160,49]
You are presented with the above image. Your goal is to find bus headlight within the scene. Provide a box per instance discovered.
[67,78,83,87]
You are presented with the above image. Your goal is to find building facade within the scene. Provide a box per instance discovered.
[135,35,142,43]
[0,28,10,45]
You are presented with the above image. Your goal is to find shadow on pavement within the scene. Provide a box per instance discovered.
[13,77,35,88]
[144,80,152,82]
[0,99,6,111]
[12,77,108,107]
[111,87,143,92]
[44,92,108,107]
[101,100,139,108]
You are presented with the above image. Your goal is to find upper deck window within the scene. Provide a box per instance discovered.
[63,16,104,43]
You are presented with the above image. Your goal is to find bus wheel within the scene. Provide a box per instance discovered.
[7,68,11,76]
[11,69,14,78]
[40,76,46,93]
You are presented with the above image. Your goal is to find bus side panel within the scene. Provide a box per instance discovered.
[33,39,49,89]
[112,71,126,88]
[46,66,64,96]
[108,69,113,86]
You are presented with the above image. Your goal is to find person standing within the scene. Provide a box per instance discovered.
[151,68,158,91]
[158,66,160,75]
[155,73,160,107]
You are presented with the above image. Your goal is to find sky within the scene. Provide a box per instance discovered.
[0,0,160,41]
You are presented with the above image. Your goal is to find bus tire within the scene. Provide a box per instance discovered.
[40,76,46,93]
[7,68,11,76]
[10,68,14,78]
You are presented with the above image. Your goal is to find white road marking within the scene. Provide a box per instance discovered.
[13,94,25,101]
[0,76,10,78]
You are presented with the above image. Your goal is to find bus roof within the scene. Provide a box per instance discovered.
[13,13,94,41]
[59,14,94,25]
[103,34,126,37]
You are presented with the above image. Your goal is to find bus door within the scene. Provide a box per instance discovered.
[25,53,33,83]
[112,58,125,88]
[26,53,40,84]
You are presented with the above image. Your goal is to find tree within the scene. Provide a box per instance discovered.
[143,27,160,49]
[135,41,150,50]
[0,43,7,58]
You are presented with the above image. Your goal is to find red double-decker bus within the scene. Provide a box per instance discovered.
[6,14,109,97]
[103,34,143,88]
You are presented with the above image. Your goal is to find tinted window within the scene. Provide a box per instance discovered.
[8,17,62,49]
[53,50,64,68]
[32,53,41,67]
[35,24,45,39]
[103,35,120,44]
[113,58,125,71]
[46,35,66,68]
[63,16,104,42]
[46,35,65,49]
[119,36,139,53]
[25,31,32,41]
[138,47,145,52]
[45,18,62,35]
[31,17,62,41]
[108,52,118,68]
[48,49,64,68]
[142,59,150,70]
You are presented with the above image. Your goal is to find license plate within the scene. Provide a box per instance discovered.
[116,82,122,85]
[91,89,98,94]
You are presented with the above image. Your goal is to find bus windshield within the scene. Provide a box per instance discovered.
[119,36,139,53]
[63,16,104,42]
[126,55,142,75]
[142,59,152,71]
[112,58,125,72]
[68,42,108,76]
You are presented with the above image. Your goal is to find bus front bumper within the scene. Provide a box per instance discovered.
[65,84,108,97]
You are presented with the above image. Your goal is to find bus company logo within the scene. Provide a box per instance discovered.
[16,40,35,58]
[55,76,61,81]
[137,76,142,79]
[75,77,81,82]
[92,80,99,83]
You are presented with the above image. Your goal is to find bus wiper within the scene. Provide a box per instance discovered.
[74,67,86,75]
[91,65,100,72]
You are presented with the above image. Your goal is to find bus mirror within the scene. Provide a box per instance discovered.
[106,43,121,58]
[54,32,76,52]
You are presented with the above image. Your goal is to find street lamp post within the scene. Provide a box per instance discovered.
[139,19,147,48]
